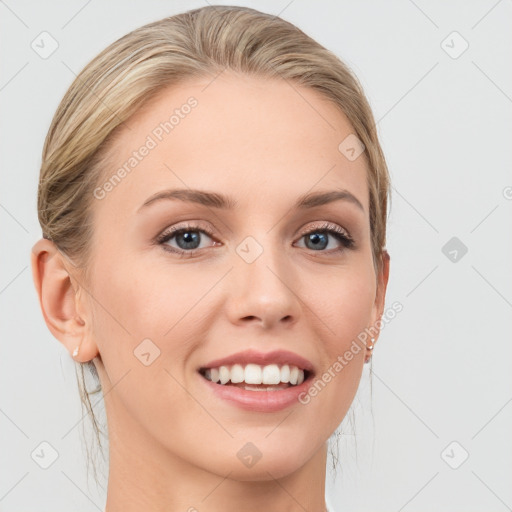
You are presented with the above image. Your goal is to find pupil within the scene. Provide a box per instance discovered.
[306,232,327,250]
[178,231,200,249]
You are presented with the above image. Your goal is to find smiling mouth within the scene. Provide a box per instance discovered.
[198,363,313,390]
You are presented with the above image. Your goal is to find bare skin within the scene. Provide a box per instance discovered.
[32,71,390,512]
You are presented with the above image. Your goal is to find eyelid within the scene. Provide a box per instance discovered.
[156,220,215,240]
[297,221,351,238]
[157,220,351,239]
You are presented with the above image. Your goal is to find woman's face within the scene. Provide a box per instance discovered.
[80,72,389,480]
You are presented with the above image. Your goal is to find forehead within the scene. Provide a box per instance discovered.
[94,71,369,217]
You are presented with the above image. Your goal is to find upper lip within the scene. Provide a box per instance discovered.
[199,349,315,374]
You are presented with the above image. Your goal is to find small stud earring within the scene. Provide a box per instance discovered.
[365,337,375,364]
[72,345,80,358]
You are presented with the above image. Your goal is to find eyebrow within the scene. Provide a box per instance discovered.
[137,188,365,213]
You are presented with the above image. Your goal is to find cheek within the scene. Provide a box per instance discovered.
[88,255,212,390]
[315,265,376,345]
[87,263,195,434]
[91,254,196,339]
[86,257,183,380]
[302,268,375,421]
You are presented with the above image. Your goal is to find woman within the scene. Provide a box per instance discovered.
[31,5,390,511]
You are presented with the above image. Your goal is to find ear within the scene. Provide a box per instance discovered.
[31,238,99,362]
[369,249,391,345]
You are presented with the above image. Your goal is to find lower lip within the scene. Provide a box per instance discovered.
[198,372,314,412]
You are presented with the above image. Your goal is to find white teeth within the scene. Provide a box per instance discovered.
[230,364,244,383]
[219,366,230,385]
[280,364,290,383]
[262,364,281,385]
[289,366,299,385]
[202,363,306,386]
[244,364,262,384]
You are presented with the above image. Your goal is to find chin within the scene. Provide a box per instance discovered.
[204,439,316,482]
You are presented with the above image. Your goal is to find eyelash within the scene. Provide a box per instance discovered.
[155,222,355,258]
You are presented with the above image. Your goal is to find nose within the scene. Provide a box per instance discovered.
[225,237,302,330]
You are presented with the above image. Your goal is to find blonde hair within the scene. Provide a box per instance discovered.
[37,4,390,484]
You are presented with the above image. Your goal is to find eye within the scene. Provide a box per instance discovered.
[155,221,355,258]
[295,222,355,253]
[156,223,217,257]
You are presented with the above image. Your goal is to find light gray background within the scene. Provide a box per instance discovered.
[1,0,511,510]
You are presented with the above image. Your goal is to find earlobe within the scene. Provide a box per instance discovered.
[30,238,98,362]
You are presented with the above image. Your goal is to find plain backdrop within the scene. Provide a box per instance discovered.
[1,1,511,510]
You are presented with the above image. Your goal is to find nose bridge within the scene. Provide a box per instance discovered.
[229,230,300,327]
